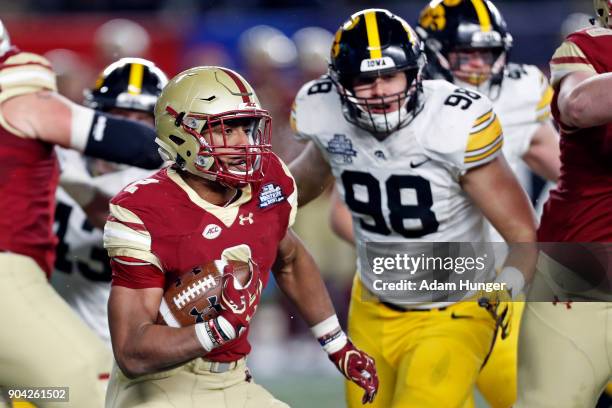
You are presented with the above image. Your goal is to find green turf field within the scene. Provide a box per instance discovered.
[257,374,489,407]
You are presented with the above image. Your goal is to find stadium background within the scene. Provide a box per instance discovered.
[1,1,596,407]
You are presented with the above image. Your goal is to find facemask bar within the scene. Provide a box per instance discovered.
[332,66,422,137]
[447,47,503,85]
[168,106,273,186]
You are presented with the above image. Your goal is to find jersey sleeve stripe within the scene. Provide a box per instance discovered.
[109,249,162,271]
[0,69,56,89]
[109,203,145,225]
[104,221,151,246]
[113,257,152,266]
[551,56,591,65]
[536,86,554,111]
[465,134,503,157]
[464,137,503,164]
[473,109,493,128]
[550,40,596,87]
[467,113,501,152]
[535,85,553,122]
[0,60,54,70]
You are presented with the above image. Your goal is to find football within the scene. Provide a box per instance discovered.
[157,259,252,327]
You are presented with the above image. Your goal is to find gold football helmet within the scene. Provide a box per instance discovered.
[154,66,272,186]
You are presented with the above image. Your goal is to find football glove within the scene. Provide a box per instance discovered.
[329,340,379,404]
[477,287,513,340]
[218,260,262,336]
[195,261,262,352]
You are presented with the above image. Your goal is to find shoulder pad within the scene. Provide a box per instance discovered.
[291,75,342,141]
[417,80,501,171]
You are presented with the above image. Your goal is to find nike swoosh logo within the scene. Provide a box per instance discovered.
[410,158,431,168]
[450,312,473,319]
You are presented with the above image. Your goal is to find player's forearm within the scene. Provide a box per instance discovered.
[523,122,561,182]
[114,323,204,378]
[502,242,538,286]
[523,148,560,182]
[273,238,336,325]
[329,189,356,245]
[560,72,612,128]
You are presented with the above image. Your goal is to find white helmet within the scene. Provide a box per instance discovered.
[0,19,12,58]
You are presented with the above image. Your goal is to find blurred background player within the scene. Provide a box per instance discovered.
[290,9,537,408]
[328,2,561,407]
[103,66,378,407]
[516,1,612,407]
[417,2,559,406]
[0,18,164,408]
[51,57,168,348]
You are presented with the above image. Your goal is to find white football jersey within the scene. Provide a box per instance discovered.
[292,78,504,306]
[469,64,554,241]
[491,63,552,173]
[51,148,153,347]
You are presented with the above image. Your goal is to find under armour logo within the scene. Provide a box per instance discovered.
[190,307,206,323]
[239,212,254,225]
[552,296,573,309]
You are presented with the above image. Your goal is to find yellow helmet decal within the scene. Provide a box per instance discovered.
[127,63,145,95]
[471,0,492,32]
[364,11,383,59]
[332,28,343,58]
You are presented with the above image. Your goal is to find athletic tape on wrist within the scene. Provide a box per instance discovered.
[498,266,526,298]
[311,315,348,354]
[194,316,237,352]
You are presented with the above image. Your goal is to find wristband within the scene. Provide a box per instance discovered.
[497,266,525,299]
[311,315,348,354]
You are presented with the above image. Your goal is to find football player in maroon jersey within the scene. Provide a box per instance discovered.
[103,66,378,407]
[0,19,164,407]
[516,1,612,406]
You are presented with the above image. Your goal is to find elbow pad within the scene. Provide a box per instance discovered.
[74,108,163,170]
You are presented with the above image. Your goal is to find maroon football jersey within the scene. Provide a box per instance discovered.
[0,49,59,275]
[540,27,612,242]
[104,153,297,362]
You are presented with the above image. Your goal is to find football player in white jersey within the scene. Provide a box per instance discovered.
[416,2,561,407]
[327,2,562,407]
[52,58,168,348]
[289,8,537,408]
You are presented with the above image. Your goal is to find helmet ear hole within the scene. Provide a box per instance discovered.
[186,151,192,157]
[169,135,185,146]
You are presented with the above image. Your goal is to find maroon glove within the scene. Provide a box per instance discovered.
[218,261,262,337]
[329,340,379,404]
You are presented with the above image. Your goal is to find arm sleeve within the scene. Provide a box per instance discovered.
[69,106,163,170]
